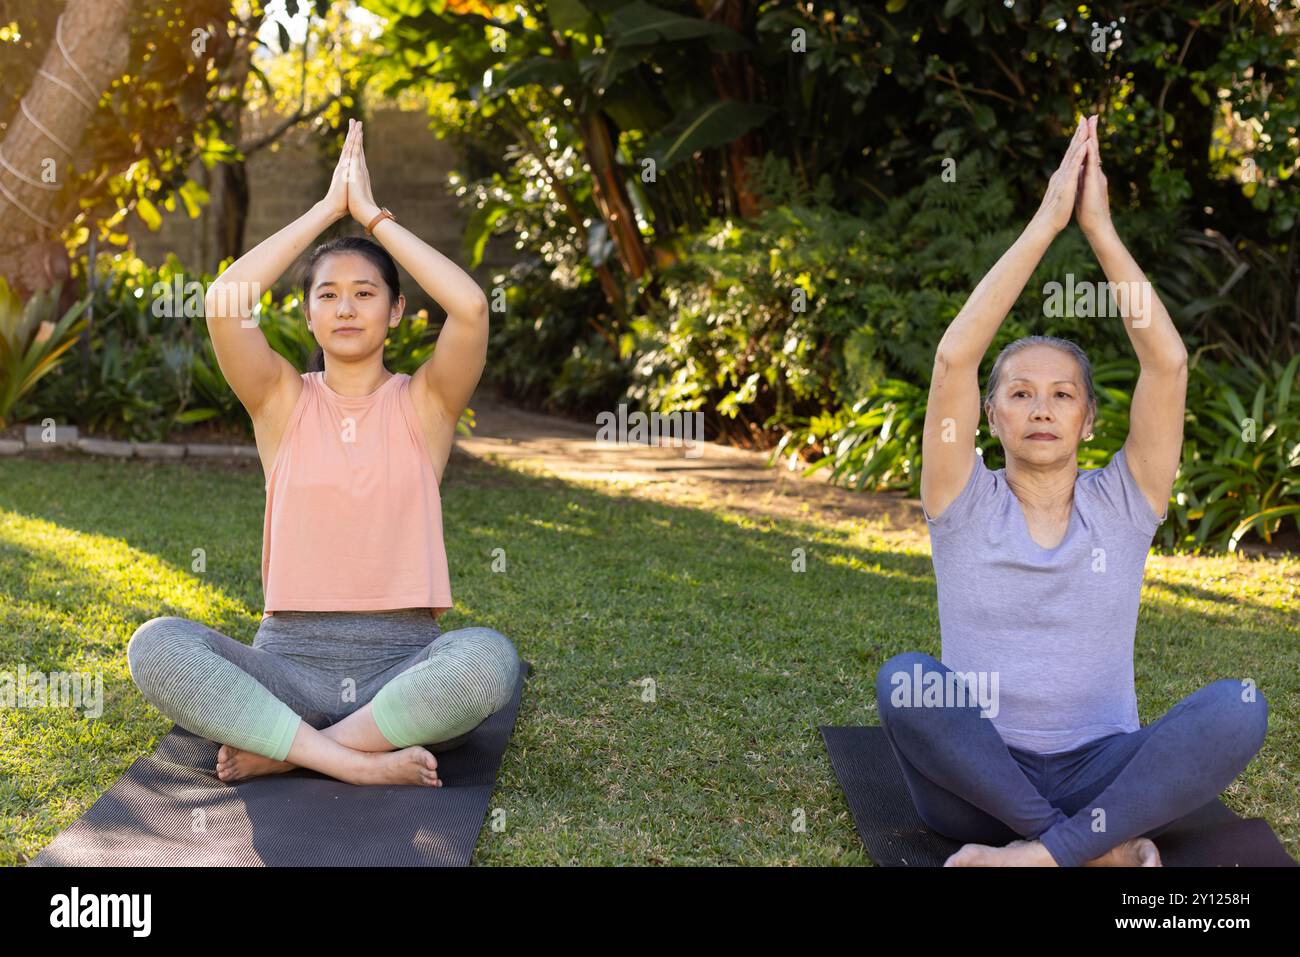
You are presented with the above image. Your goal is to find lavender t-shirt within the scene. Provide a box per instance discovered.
[923,444,1167,754]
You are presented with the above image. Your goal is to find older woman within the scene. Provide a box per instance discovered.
[875,115,1268,867]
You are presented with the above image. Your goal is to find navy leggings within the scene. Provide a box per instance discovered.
[875,652,1269,867]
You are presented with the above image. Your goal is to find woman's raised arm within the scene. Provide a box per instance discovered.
[921,119,1092,518]
[936,118,1091,369]
[1076,114,1187,519]
[1076,115,1187,372]
[203,120,359,418]
[344,121,490,424]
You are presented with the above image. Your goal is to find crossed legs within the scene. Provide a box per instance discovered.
[875,651,1268,866]
[126,616,520,787]
[219,625,520,782]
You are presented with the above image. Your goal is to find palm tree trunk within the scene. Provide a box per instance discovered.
[0,0,135,298]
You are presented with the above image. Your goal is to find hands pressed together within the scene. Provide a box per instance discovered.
[321,117,382,228]
[1035,113,1112,240]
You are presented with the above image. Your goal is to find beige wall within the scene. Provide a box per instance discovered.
[124,106,519,314]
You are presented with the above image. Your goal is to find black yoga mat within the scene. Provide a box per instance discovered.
[30,662,530,867]
[821,724,1296,867]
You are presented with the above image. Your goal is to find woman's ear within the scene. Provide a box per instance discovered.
[390,293,406,325]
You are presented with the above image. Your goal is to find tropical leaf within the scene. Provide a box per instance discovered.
[643,100,774,170]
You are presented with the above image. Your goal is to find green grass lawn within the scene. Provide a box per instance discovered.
[1,451,1296,865]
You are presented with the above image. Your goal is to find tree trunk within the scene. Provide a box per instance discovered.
[216,157,250,265]
[211,21,256,266]
[0,0,134,298]
[703,0,764,219]
[579,109,650,285]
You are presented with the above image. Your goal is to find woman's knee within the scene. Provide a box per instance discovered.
[1196,678,1269,756]
[126,616,197,690]
[441,626,520,715]
[1156,679,1268,773]
[376,628,519,744]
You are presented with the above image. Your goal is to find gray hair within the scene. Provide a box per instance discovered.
[983,335,1097,431]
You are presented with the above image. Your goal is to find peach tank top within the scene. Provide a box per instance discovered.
[260,371,452,621]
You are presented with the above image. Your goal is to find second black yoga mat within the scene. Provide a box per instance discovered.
[821,724,1297,867]
[29,661,530,867]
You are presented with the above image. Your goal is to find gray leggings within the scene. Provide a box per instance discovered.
[126,609,521,762]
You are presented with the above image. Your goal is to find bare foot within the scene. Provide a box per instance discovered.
[216,743,297,782]
[351,746,442,788]
[944,838,1059,867]
[1083,837,1162,867]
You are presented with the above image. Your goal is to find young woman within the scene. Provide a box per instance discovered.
[127,118,520,788]
[876,115,1268,866]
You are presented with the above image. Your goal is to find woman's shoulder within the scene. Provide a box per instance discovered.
[923,449,1001,531]
[1077,445,1165,533]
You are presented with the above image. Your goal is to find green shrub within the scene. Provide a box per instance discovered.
[1157,228,1298,369]
[484,260,628,417]
[34,253,227,441]
[628,201,874,446]
[0,278,91,429]
[1176,349,1300,552]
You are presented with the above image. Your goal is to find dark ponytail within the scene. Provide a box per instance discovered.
[300,235,402,373]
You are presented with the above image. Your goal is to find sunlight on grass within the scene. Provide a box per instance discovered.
[0,507,254,630]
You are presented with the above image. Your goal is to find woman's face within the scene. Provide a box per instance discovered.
[986,345,1094,465]
[306,252,404,360]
